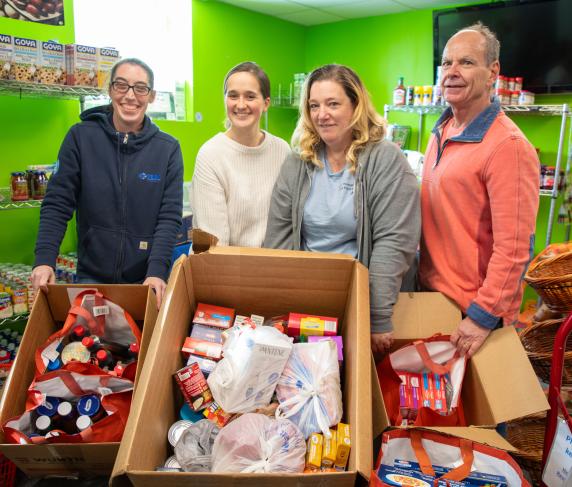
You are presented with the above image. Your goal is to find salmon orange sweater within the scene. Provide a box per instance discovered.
[419,101,540,329]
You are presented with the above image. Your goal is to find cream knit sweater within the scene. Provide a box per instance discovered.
[191,131,290,247]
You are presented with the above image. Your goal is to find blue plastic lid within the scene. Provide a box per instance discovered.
[46,358,62,371]
[36,396,60,417]
[77,395,101,416]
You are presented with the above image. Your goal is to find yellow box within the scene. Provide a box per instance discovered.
[334,423,351,471]
[305,433,323,470]
[321,429,337,468]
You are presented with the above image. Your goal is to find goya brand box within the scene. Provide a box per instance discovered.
[97,47,120,88]
[283,312,338,337]
[12,37,39,82]
[193,303,234,329]
[377,460,508,486]
[0,34,13,80]
[65,44,97,87]
[38,41,66,85]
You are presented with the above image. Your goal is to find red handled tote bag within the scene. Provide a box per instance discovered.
[377,336,467,427]
[371,429,530,486]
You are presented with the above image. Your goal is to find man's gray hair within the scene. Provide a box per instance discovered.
[456,22,500,65]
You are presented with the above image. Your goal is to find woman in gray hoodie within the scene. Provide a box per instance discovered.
[264,64,420,354]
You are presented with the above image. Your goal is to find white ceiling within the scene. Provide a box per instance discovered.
[217,0,487,26]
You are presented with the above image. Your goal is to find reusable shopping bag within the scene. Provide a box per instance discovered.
[377,336,467,427]
[542,395,572,486]
[2,361,134,444]
[371,428,530,486]
[35,289,142,378]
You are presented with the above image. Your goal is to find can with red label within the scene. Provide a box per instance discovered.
[174,362,213,411]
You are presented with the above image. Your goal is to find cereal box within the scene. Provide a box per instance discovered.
[12,37,39,82]
[38,41,66,85]
[97,47,120,88]
[65,44,97,87]
[0,34,13,80]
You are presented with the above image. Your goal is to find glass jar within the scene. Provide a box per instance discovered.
[544,166,556,190]
[32,170,48,200]
[10,172,29,201]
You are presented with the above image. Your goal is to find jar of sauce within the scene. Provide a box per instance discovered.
[32,170,48,200]
[10,172,28,201]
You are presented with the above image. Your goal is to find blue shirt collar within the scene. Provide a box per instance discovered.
[432,99,501,142]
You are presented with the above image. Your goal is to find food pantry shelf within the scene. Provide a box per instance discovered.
[0,199,42,211]
[384,104,571,117]
[0,313,29,327]
[0,79,105,102]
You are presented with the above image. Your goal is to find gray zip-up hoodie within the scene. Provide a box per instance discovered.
[264,139,420,333]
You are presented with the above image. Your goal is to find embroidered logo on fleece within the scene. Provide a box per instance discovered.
[138,172,161,183]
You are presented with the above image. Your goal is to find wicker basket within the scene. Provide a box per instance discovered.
[525,251,572,312]
[519,318,572,386]
[507,412,546,486]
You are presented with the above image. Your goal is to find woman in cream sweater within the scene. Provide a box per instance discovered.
[190,62,290,247]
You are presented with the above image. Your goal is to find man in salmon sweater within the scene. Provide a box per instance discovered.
[419,23,540,358]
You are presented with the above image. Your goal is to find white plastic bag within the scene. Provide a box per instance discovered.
[275,340,342,438]
[207,326,293,413]
[543,417,572,486]
[211,413,306,473]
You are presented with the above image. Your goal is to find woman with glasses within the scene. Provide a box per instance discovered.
[190,61,290,247]
[31,58,183,308]
[264,64,420,354]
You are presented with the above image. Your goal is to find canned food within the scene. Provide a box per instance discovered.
[167,420,194,447]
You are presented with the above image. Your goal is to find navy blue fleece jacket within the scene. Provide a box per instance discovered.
[34,105,184,283]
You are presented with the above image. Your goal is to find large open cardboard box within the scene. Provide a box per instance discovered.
[372,292,550,447]
[0,284,158,478]
[111,247,373,487]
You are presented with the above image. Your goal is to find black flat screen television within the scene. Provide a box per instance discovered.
[433,0,572,93]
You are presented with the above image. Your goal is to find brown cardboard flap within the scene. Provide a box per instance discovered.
[191,228,218,254]
[392,293,461,339]
[207,245,355,261]
[422,426,518,452]
[371,355,387,439]
[188,250,355,320]
[469,326,549,423]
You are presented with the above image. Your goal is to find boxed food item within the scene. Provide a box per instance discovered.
[181,336,222,360]
[193,303,234,329]
[97,47,120,88]
[65,44,97,87]
[111,247,372,486]
[0,33,13,80]
[0,284,158,477]
[174,362,213,411]
[190,323,223,344]
[305,433,323,470]
[12,37,39,82]
[38,41,66,85]
[283,313,338,337]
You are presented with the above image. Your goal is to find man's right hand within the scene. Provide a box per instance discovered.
[31,265,55,293]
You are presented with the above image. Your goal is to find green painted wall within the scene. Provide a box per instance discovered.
[0,0,304,264]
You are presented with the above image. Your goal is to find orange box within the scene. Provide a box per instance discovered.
[181,336,222,360]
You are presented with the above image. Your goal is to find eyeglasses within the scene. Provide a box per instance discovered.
[111,80,152,96]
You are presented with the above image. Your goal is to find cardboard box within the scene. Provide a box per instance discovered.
[65,44,98,87]
[97,47,120,88]
[372,292,549,444]
[0,33,13,80]
[12,37,39,82]
[38,41,66,85]
[0,284,158,478]
[111,247,373,486]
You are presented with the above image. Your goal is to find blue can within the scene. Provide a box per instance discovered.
[36,396,60,417]
[46,357,62,371]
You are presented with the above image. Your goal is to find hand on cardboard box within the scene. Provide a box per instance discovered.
[371,332,393,354]
[31,265,55,293]
[450,317,491,358]
[143,276,166,309]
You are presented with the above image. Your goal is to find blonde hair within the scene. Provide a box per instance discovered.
[292,64,386,172]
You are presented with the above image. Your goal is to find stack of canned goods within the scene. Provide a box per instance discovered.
[55,253,78,284]
[494,75,535,105]
[0,328,22,364]
[0,263,33,318]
